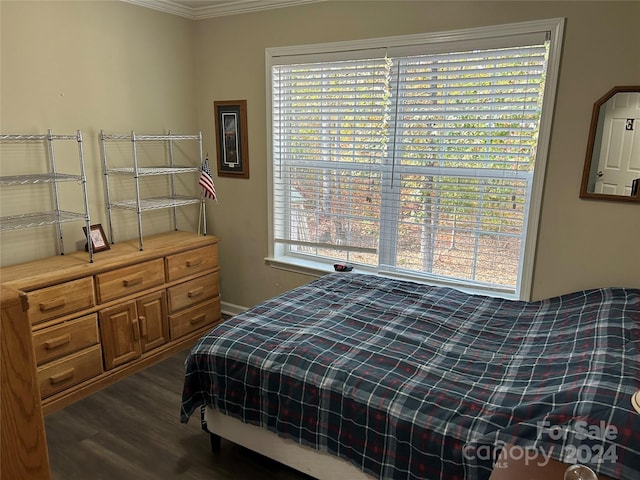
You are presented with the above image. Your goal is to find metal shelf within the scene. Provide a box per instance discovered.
[101,133,201,142]
[0,173,84,186]
[110,195,201,211]
[0,211,87,231]
[0,133,78,142]
[105,166,200,176]
[0,130,93,263]
[100,130,206,251]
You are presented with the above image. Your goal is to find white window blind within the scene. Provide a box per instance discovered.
[268,20,563,299]
[272,57,388,263]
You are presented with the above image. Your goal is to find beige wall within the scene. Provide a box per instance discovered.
[1,1,639,309]
[0,1,198,263]
[193,0,640,306]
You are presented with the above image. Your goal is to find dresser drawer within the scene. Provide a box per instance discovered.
[37,344,103,399]
[167,272,219,313]
[165,244,218,282]
[28,277,95,325]
[96,258,164,303]
[33,314,99,366]
[169,297,221,340]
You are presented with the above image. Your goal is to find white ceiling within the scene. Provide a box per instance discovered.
[123,0,324,19]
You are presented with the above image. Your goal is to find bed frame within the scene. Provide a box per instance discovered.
[204,407,372,479]
[203,408,619,480]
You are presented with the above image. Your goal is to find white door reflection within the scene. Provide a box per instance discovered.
[592,91,640,196]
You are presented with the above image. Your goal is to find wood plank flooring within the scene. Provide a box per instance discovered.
[45,349,311,480]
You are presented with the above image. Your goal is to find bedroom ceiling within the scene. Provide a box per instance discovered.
[123,0,324,19]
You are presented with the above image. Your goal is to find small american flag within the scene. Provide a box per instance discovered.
[199,156,217,201]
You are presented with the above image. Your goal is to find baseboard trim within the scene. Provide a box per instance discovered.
[221,301,248,317]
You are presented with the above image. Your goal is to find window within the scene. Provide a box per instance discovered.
[266,19,564,300]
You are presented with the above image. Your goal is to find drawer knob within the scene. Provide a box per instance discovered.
[189,314,206,325]
[44,334,71,350]
[186,259,202,268]
[123,277,143,287]
[39,298,66,312]
[49,368,75,385]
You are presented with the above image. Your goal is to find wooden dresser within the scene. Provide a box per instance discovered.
[1,285,51,479]
[0,231,221,415]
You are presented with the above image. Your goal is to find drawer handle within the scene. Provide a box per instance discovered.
[39,298,65,312]
[132,318,141,341]
[44,334,71,350]
[139,316,148,338]
[123,277,143,287]
[49,368,75,385]
[187,287,205,298]
[189,314,206,325]
[186,259,202,268]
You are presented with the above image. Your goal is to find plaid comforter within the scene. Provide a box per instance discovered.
[181,273,640,480]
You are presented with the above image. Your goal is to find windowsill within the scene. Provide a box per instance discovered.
[264,255,354,278]
[264,255,518,300]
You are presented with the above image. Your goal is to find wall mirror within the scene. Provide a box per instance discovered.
[580,85,640,203]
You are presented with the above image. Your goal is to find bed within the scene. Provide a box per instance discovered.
[180,273,640,480]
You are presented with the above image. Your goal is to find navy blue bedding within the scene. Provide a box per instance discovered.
[181,273,640,480]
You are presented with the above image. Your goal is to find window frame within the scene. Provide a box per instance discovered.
[265,18,565,301]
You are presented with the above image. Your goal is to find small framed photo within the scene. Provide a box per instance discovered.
[214,100,249,178]
[83,224,110,253]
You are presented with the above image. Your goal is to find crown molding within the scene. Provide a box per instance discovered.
[122,0,324,20]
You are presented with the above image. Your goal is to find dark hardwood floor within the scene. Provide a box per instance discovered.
[45,349,312,480]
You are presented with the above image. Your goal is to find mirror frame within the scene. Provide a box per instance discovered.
[579,85,640,203]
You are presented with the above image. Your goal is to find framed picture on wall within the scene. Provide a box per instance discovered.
[214,100,249,178]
